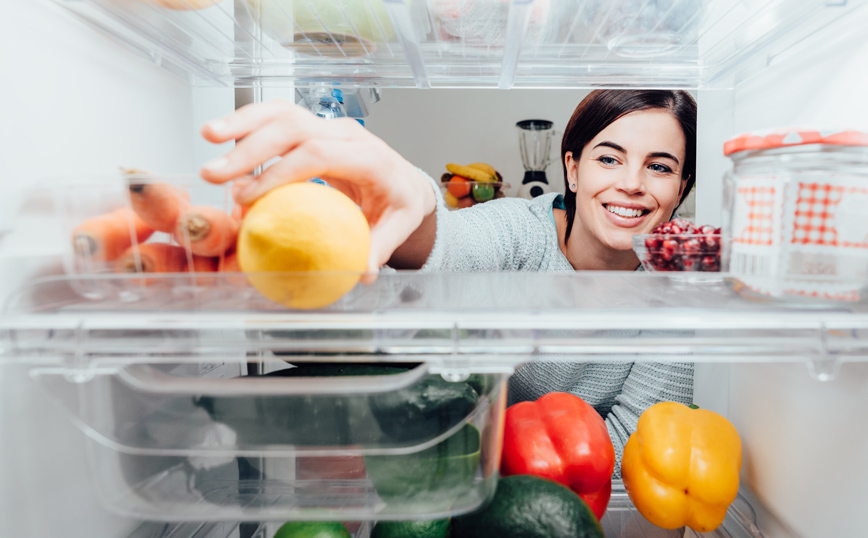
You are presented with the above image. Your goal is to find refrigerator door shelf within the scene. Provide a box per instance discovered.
[50,0,865,89]
[5,271,868,376]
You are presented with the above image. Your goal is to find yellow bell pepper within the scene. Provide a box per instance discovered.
[621,402,742,532]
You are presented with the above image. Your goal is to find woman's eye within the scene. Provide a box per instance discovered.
[597,156,618,165]
[649,163,673,173]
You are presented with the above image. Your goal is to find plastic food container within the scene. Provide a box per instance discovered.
[580,0,708,57]
[29,356,506,521]
[723,127,868,301]
[633,233,721,272]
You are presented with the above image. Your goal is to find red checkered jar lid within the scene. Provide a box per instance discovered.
[724,127,868,156]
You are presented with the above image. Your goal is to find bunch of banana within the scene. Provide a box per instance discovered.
[446,162,498,183]
[441,162,505,208]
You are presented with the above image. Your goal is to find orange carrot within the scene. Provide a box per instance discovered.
[174,206,239,257]
[217,250,247,287]
[187,255,218,273]
[72,207,154,262]
[125,170,190,233]
[230,202,249,222]
[218,250,241,273]
[115,243,188,274]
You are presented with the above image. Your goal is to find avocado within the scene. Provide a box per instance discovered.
[451,475,604,538]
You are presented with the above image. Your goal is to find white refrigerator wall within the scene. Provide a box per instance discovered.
[1,2,195,538]
[720,13,868,538]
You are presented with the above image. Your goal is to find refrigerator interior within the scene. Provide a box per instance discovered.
[2,1,868,538]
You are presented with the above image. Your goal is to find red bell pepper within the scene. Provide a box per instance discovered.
[500,392,615,520]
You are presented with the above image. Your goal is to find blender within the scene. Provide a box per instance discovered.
[516,119,556,199]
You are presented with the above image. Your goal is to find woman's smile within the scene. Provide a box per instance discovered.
[602,202,651,226]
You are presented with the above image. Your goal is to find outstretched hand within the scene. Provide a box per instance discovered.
[199,99,437,275]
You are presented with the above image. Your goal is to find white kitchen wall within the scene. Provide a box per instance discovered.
[364,89,588,199]
[719,9,868,538]
[0,2,195,538]
[366,88,699,213]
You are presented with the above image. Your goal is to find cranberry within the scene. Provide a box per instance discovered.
[682,238,702,253]
[682,255,702,271]
[701,256,719,271]
[661,238,680,255]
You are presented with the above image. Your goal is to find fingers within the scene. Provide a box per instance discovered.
[200,99,300,144]
[231,148,330,206]
[367,207,423,271]
[202,118,311,183]
[200,103,366,185]
[232,138,384,205]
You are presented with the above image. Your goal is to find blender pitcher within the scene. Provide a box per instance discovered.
[516,120,556,199]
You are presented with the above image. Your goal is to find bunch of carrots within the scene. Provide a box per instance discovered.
[71,170,247,281]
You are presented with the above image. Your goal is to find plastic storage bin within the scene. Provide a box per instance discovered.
[29,356,506,521]
[723,127,868,301]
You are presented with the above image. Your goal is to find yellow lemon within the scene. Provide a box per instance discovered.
[237,182,370,309]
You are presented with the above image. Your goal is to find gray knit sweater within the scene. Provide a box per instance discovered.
[417,177,694,477]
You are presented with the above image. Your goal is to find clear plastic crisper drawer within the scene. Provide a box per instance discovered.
[29,357,507,520]
[51,0,865,89]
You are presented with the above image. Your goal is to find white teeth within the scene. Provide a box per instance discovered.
[606,205,643,218]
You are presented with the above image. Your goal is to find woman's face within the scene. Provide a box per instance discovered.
[565,109,687,252]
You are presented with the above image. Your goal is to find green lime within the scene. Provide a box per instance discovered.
[371,519,451,538]
[472,183,495,202]
[272,521,351,538]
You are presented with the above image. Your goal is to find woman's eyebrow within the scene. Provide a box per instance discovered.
[648,151,680,164]
[593,141,627,153]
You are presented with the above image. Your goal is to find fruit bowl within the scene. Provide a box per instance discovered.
[633,233,721,272]
[439,178,509,209]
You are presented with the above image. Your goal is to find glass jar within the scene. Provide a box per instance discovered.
[722,128,868,301]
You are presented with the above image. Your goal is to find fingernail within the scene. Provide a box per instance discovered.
[202,157,228,173]
[206,120,227,133]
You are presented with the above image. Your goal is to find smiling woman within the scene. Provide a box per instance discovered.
[559,90,696,270]
[199,89,697,476]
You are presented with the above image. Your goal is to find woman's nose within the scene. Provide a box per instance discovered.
[617,166,646,195]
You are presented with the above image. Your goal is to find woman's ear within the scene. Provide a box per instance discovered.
[565,151,578,193]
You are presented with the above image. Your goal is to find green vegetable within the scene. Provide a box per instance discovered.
[451,475,604,538]
[371,519,451,538]
[194,363,479,447]
[364,423,480,509]
[370,372,479,443]
[272,521,351,538]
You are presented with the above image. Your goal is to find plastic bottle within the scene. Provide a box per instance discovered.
[302,87,347,187]
[303,87,347,120]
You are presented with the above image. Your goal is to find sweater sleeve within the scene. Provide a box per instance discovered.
[417,170,554,272]
[605,360,694,478]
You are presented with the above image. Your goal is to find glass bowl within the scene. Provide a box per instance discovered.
[633,233,721,272]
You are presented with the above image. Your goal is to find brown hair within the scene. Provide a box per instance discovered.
[561,90,697,242]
